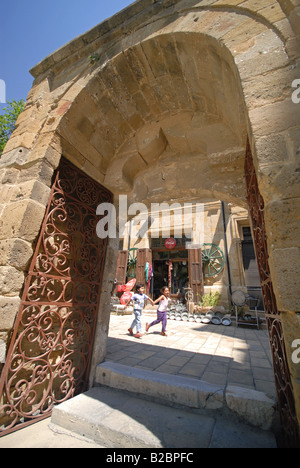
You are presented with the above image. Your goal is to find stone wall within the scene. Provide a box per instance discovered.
[0,152,59,370]
[0,0,299,435]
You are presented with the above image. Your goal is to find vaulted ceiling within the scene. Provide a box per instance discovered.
[57,32,248,206]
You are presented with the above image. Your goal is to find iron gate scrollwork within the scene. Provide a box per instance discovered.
[0,157,112,436]
[245,140,299,448]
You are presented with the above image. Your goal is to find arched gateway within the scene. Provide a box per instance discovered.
[0,0,299,446]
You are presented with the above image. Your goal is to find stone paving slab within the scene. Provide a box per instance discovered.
[0,417,104,449]
[51,386,277,448]
[96,361,278,431]
[96,361,224,412]
[107,313,276,398]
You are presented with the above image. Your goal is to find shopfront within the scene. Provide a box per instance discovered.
[151,237,190,300]
[115,201,263,309]
[115,235,204,303]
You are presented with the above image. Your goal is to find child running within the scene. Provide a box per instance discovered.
[128,284,154,339]
[146,286,170,336]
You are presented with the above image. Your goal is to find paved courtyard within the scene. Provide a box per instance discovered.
[0,311,278,448]
[107,312,276,399]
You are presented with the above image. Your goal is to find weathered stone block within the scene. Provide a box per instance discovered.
[17,160,54,187]
[0,266,24,296]
[269,247,300,312]
[249,99,300,137]
[136,123,167,162]
[0,184,15,204]
[0,168,19,185]
[242,65,299,110]
[0,199,46,242]
[0,147,30,170]
[3,132,40,153]
[287,127,300,161]
[235,32,288,81]
[221,17,266,52]
[96,361,224,411]
[10,180,50,206]
[0,238,33,270]
[225,385,277,430]
[265,198,300,249]
[259,3,286,23]
[259,161,300,203]
[255,133,288,167]
[0,296,21,331]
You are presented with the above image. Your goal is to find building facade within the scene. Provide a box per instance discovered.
[116,201,262,309]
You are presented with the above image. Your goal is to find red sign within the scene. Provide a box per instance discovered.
[120,291,134,305]
[125,278,136,291]
[165,238,177,250]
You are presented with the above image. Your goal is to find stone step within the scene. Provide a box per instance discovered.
[95,362,279,432]
[51,386,277,448]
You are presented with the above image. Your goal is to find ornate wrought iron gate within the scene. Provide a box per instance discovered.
[245,141,299,448]
[0,157,112,436]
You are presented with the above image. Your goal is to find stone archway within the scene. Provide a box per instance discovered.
[0,0,299,445]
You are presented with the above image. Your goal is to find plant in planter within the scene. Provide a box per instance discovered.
[198,291,221,311]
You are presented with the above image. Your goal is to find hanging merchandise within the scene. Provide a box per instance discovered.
[117,284,127,293]
[148,263,153,290]
[168,261,173,289]
[118,278,136,294]
[149,268,154,294]
[145,261,153,292]
[145,262,150,282]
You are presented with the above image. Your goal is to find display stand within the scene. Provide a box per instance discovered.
[232,290,260,330]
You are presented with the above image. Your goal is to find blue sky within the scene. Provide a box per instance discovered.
[0,0,134,115]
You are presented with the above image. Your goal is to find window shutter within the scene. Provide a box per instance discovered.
[115,250,129,285]
[136,248,152,294]
[188,248,204,303]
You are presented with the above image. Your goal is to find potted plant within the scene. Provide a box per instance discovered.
[198,291,221,313]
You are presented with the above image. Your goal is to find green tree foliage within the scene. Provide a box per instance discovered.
[0,99,25,155]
